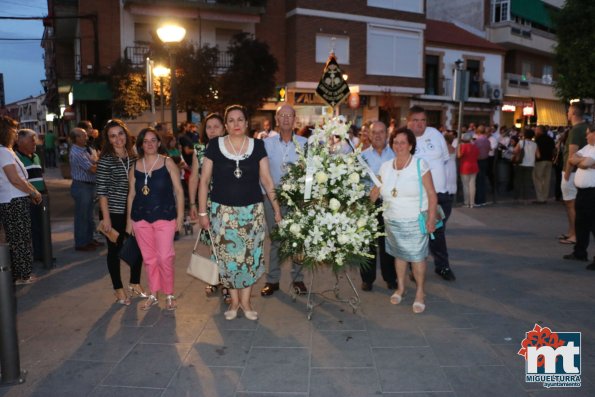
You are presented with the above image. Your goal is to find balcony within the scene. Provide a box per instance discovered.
[125,46,151,67]
[216,51,232,73]
[504,73,557,100]
[487,21,556,55]
[424,77,452,98]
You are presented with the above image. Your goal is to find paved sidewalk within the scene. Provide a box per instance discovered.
[1,172,594,397]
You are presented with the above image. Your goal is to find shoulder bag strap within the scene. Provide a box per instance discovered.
[416,158,422,212]
[193,227,219,263]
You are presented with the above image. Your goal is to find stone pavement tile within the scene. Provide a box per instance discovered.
[236,393,307,397]
[309,368,381,397]
[99,303,163,328]
[445,288,512,315]
[410,301,474,331]
[101,342,192,388]
[490,343,536,390]
[373,347,451,393]
[26,360,113,397]
[140,313,208,344]
[88,386,163,397]
[366,316,428,348]
[192,328,255,367]
[423,328,501,366]
[465,313,536,345]
[527,380,595,396]
[309,303,366,331]
[73,321,145,362]
[203,312,260,331]
[237,347,309,393]
[441,365,529,397]
[379,393,456,396]
[162,363,242,397]
[311,330,373,368]
[253,315,312,347]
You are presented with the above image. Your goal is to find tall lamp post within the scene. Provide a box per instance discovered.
[157,23,186,134]
[152,65,170,125]
[453,59,469,132]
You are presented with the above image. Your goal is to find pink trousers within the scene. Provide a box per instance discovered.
[132,219,177,295]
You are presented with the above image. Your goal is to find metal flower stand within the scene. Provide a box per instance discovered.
[291,267,361,320]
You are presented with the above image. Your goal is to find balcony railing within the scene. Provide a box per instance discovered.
[424,77,452,97]
[125,46,150,67]
[216,51,232,73]
[506,73,555,88]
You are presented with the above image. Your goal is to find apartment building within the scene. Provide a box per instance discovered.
[256,0,427,127]
[427,0,568,129]
[42,0,265,130]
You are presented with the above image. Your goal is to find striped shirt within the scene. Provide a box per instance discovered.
[96,154,136,214]
[69,145,96,183]
[15,150,46,192]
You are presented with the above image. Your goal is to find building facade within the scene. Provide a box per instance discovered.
[256,0,427,128]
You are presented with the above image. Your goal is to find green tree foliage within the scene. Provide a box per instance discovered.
[553,0,595,101]
[218,32,278,116]
[176,44,220,114]
[108,58,150,119]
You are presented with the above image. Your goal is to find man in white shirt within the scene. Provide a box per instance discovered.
[564,124,595,270]
[407,106,455,281]
[261,104,307,296]
[360,121,397,291]
[256,119,278,140]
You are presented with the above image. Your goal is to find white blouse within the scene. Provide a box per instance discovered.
[379,156,430,220]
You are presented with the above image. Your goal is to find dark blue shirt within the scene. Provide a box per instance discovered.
[131,161,176,222]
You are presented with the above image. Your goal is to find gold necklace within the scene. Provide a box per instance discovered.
[227,136,247,179]
[141,155,160,195]
[391,154,412,198]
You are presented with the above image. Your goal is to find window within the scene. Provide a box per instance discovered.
[368,0,423,14]
[466,59,481,97]
[315,35,349,64]
[492,0,510,23]
[425,55,440,95]
[542,65,553,84]
[367,25,422,78]
[521,61,533,80]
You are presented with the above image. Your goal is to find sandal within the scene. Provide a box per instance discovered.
[221,287,232,305]
[141,295,158,311]
[114,291,131,306]
[390,291,405,305]
[558,234,569,240]
[412,301,426,314]
[166,295,177,311]
[559,238,576,245]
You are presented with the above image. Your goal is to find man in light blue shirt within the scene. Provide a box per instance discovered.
[261,104,308,296]
[360,121,397,291]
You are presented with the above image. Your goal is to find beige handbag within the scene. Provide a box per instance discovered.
[186,228,220,285]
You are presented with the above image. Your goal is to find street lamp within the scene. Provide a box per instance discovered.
[157,23,186,134]
[152,65,170,124]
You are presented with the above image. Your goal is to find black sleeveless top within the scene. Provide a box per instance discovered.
[131,158,176,222]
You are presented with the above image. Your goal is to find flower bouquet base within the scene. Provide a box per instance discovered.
[292,267,361,320]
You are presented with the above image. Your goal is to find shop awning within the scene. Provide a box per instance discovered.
[72,82,112,101]
[535,98,567,127]
[511,0,553,29]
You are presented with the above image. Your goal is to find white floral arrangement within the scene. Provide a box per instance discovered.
[272,116,382,271]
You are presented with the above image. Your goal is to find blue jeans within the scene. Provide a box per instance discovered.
[71,180,96,247]
[429,193,453,271]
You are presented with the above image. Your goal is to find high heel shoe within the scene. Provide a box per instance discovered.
[128,284,148,298]
[166,295,177,311]
[224,307,239,320]
[240,305,258,321]
[141,294,158,311]
[114,292,131,306]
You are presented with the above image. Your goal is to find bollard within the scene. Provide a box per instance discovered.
[40,194,55,269]
[0,244,26,386]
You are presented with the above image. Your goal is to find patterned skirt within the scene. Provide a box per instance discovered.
[209,201,265,289]
[384,216,428,263]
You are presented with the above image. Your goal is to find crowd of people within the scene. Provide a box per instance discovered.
[1,99,594,319]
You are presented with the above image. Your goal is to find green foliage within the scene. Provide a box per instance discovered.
[176,44,220,114]
[218,32,278,116]
[108,58,150,119]
[553,0,595,101]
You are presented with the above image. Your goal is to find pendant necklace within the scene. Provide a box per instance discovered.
[391,154,412,198]
[280,135,292,172]
[118,152,130,176]
[227,136,247,179]
[141,155,160,195]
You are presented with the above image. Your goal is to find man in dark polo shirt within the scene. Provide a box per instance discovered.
[533,125,555,204]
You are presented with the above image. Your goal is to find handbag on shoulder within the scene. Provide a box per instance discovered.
[187,228,220,285]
